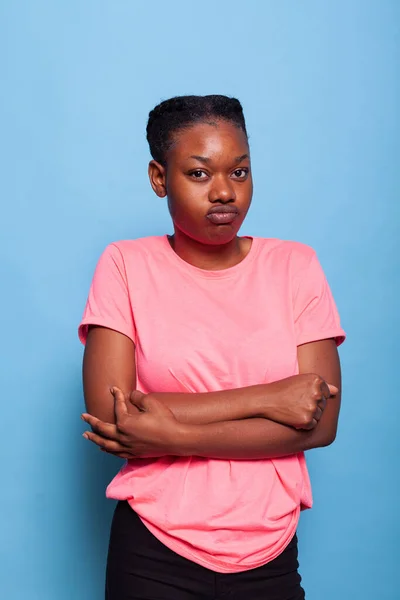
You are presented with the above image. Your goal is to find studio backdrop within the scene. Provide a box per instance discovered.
[1,2,398,599]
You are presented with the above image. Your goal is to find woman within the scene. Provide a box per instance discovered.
[79,95,345,599]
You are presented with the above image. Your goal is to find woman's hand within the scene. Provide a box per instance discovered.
[81,387,185,459]
[262,373,338,430]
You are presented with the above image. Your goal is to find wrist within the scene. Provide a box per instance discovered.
[170,422,200,456]
[250,383,277,419]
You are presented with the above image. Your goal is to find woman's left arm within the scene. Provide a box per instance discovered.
[297,338,341,445]
[177,338,341,459]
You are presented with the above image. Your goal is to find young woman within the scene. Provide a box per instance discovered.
[79,95,345,599]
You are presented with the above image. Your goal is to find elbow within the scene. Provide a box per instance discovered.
[316,428,337,448]
[83,394,117,424]
[303,424,338,450]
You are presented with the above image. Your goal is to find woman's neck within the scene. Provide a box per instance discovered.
[168,231,252,271]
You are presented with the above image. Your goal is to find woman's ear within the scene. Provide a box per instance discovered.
[148,160,167,198]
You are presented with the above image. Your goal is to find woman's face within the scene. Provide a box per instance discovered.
[149,120,253,245]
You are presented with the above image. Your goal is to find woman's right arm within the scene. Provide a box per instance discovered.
[83,326,328,429]
[83,326,136,424]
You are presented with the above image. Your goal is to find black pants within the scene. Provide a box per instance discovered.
[106,501,305,600]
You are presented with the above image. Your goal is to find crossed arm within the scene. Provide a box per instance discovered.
[81,326,342,459]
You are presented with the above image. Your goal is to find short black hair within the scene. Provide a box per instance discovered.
[146,95,247,165]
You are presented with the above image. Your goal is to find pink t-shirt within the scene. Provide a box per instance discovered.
[79,235,345,573]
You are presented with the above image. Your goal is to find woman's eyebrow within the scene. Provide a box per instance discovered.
[188,153,249,165]
[189,155,211,164]
[234,153,250,164]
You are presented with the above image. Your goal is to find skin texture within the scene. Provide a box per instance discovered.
[81,120,342,459]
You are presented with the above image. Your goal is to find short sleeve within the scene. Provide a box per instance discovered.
[78,243,136,345]
[293,250,346,347]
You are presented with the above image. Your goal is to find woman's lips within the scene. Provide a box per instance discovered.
[206,212,238,224]
[206,205,239,225]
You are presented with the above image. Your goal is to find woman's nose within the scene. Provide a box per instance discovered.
[208,175,236,203]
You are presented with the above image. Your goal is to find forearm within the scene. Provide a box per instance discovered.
[177,417,329,460]
[150,385,266,425]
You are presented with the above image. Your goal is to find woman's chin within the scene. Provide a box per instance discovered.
[203,225,241,245]
[174,223,240,246]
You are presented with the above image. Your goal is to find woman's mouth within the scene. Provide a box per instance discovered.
[206,205,239,225]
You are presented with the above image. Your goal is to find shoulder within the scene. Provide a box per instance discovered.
[101,236,166,262]
[255,237,317,270]
[108,235,166,255]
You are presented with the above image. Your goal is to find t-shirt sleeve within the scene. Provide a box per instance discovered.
[78,243,136,345]
[293,250,346,347]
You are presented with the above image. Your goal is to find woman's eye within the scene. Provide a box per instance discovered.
[190,170,207,179]
[232,169,248,179]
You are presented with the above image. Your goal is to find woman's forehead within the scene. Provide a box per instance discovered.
[169,121,249,162]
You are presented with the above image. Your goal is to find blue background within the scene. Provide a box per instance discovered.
[1,1,398,598]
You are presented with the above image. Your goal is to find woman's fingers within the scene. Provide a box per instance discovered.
[83,430,129,453]
[317,394,327,411]
[299,417,318,431]
[320,380,339,399]
[319,380,330,399]
[130,390,147,410]
[81,414,117,439]
[314,406,323,421]
[328,383,339,396]
[112,387,130,421]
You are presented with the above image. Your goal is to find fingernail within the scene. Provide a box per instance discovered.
[110,387,115,395]
[82,433,89,440]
